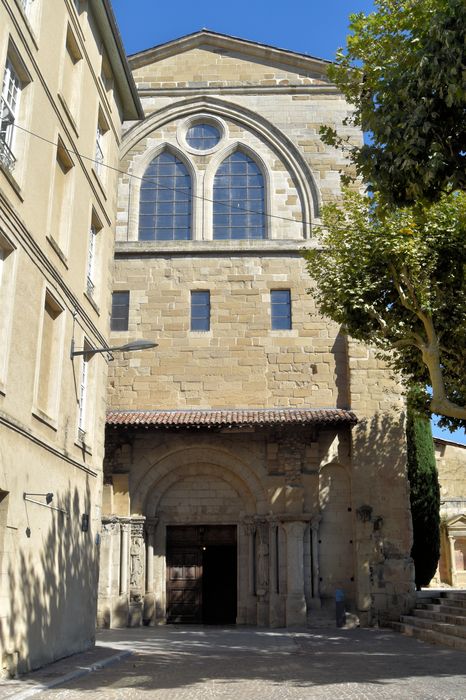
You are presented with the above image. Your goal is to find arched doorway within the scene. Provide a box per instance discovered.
[143,457,262,626]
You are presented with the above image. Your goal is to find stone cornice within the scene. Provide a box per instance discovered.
[138,86,340,98]
[114,239,321,257]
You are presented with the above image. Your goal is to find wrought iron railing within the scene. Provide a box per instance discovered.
[86,275,95,298]
[0,136,16,172]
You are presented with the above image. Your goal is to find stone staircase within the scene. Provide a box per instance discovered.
[387,590,466,651]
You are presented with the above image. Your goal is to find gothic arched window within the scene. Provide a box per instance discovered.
[213,152,265,240]
[138,152,191,240]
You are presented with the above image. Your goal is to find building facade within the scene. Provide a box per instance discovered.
[0,0,141,675]
[432,439,466,588]
[98,31,415,629]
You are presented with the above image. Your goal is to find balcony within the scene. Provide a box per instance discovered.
[86,275,95,299]
[0,136,16,173]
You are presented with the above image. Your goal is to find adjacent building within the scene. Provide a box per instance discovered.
[98,31,415,629]
[433,438,466,588]
[0,0,141,674]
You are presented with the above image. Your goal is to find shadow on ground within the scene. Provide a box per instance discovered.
[31,625,466,696]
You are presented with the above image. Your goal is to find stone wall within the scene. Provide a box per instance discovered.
[109,254,348,410]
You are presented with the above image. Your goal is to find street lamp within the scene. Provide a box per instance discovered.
[70,338,158,359]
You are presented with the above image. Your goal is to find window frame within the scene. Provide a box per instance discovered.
[0,231,17,392]
[212,150,266,241]
[190,290,210,332]
[138,150,193,242]
[0,44,32,172]
[32,288,65,427]
[271,289,292,331]
[111,290,130,332]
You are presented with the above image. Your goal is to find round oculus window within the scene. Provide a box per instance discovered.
[185,123,221,151]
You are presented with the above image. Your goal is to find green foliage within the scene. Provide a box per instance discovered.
[321,0,466,205]
[303,190,466,429]
[406,398,440,589]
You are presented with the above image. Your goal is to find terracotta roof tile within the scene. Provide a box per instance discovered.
[106,408,357,429]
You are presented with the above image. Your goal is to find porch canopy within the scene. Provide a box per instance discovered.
[106,408,358,430]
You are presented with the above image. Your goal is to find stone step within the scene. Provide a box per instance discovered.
[387,620,466,652]
[442,591,466,602]
[433,596,466,610]
[400,615,466,640]
[419,602,466,618]
[413,608,466,626]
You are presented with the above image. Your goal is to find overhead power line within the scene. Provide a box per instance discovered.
[13,123,330,231]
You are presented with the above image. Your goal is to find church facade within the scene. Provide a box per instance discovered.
[98,31,415,629]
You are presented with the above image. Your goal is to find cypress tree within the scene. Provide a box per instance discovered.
[406,398,440,590]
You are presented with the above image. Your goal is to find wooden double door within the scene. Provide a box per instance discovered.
[166,525,237,624]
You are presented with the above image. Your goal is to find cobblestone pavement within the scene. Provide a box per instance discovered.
[6,626,466,700]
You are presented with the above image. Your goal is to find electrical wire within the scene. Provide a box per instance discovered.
[12,122,332,231]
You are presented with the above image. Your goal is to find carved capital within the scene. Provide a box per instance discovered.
[241,516,256,536]
[145,516,159,536]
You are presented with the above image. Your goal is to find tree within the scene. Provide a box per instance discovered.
[303,190,466,429]
[320,0,466,205]
[406,395,440,590]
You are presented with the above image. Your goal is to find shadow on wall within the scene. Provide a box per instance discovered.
[351,409,415,622]
[332,331,350,410]
[1,483,99,676]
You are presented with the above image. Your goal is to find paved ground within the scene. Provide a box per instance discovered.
[1,625,466,700]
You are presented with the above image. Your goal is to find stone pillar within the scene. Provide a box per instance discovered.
[119,518,130,596]
[239,517,257,624]
[269,520,285,627]
[143,516,158,625]
[310,515,322,609]
[284,520,307,626]
[255,519,269,626]
[128,517,145,627]
[97,517,119,628]
[449,536,457,582]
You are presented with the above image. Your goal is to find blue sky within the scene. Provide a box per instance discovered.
[110,0,465,445]
[111,0,376,59]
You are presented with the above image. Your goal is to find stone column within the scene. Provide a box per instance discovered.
[119,518,130,596]
[255,519,269,626]
[449,535,457,583]
[97,517,119,628]
[143,516,158,625]
[269,520,285,627]
[239,517,257,624]
[310,515,322,608]
[128,517,145,627]
[284,520,307,626]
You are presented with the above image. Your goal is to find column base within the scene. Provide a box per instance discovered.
[128,600,143,627]
[143,592,156,625]
[286,593,307,626]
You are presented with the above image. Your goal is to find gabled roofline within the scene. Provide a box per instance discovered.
[90,0,144,120]
[128,29,333,74]
[434,437,466,449]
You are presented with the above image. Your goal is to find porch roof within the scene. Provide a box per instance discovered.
[106,408,357,429]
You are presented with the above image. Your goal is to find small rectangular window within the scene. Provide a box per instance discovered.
[271,289,291,330]
[191,290,210,331]
[111,291,129,331]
